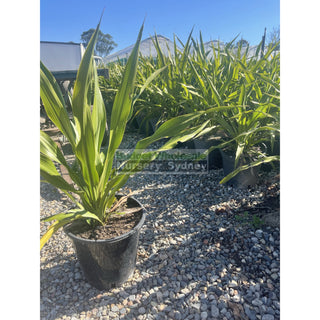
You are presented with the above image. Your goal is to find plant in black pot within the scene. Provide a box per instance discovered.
[198,101,280,187]
[40,18,207,290]
[188,41,280,186]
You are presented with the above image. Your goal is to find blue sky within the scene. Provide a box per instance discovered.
[40,0,279,54]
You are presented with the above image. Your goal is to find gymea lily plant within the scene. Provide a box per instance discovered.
[40,20,207,249]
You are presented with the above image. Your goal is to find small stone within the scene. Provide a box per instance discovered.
[255,229,263,238]
[158,304,166,311]
[111,305,119,312]
[232,294,241,303]
[252,298,263,306]
[169,238,177,245]
[187,273,193,280]
[160,253,168,260]
[254,283,261,292]
[244,306,256,320]
[138,307,146,314]
[194,314,201,320]
[174,310,182,320]
[211,305,220,317]
[181,287,189,294]
[156,291,163,302]
[251,237,259,243]
[192,303,201,311]
[229,280,238,288]
[128,295,135,301]
[220,308,227,315]
[262,315,275,320]
[201,311,208,319]
[273,301,280,309]
[201,304,208,311]
[74,272,81,280]
[271,273,278,280]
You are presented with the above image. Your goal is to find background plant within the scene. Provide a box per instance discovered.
[99,31,280,183]
[190,40,280,182]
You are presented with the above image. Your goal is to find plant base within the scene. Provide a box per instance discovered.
[64,197,146,290]
[220,150,259,187]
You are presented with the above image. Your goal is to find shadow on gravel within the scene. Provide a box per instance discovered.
[40,181,74,208]
[41,226,279,320]
[40,174,280,320]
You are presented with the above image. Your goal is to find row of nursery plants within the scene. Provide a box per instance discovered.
[99,31,280,184]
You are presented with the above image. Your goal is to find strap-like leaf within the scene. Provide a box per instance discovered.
[40,209,103,249]
[40,62,76,148]
[40,131,87,189]
[40,153,79,193]
[72,20,102,193]
[98,24,144,193]
[219,155,280,184]
[91,62,107,154]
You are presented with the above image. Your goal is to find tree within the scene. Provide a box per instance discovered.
[81,29,117,57]
[236,38,250,48]
[267,26,280,50]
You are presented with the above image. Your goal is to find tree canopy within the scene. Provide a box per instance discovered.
[267,26,280,50]
[81,29,117,57]
[236,39,250,48]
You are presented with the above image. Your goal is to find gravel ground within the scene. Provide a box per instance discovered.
[40,132,280,320]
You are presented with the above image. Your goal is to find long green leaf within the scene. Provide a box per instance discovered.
[91,63,107,154]
[40,209,103,249]
[98,24,144,193]
[40,131,87,190]
[72,19,102,194]
[40,154,79,193]
[40,62,76,148]
[220,155,280,184]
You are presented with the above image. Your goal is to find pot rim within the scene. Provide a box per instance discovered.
[64,196,146,244]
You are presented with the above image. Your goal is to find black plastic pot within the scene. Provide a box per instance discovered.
[193,137,223,170]
[174,140,195,150]
[64,197,146,290]
[134,115,156,136]
[220,150,259,187]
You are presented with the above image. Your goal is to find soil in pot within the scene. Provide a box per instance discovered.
[74,207,143,240]
[64,196,146,290]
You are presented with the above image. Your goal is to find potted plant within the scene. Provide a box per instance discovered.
[40,18,206,290]
[196,103,280,187]
[187,40,280,186]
